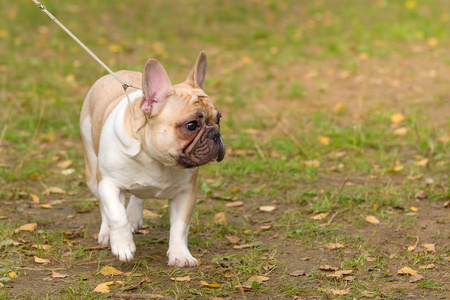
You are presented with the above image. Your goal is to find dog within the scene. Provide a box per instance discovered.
[80,52,225,267]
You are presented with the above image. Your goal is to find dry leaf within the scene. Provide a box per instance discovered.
[214,212,227,224]
[328,243,344,250]
[365,215,380,224]
[389,161,404,172]
[289,270,305,277]
[16,223,37,232]
[318,135,331,145]
[8,272,18,278]
[51,270,68,278]
[410,206,418,212]
[415,191,427,200]
[409,274,424,283]
[123,272,144,277]
[343,276,354,281]
[233,244,251,250]
[32,244,52,251]
[304,159,320,167]
[92,281,114,293]
[361,291,376,297]
[170,275,191,282]
[40,204,53,209]
[100,266,123,276]
[34,256,50,264]
[226,201,244,207]
[200,280,221,288]
[143,209,161,219]
[422,243,435,253]
[225,236,240,244]
[335,103,344,113]
[299,256,312,261]
[328,289,350,295]
[335,270,353,275]
[365,256,377,262]
[43,187,66,195]
[0,216,7,220]
[61,169,76,176]
[57,160,72,168]
[391,113,405,123]
[319,265,339,271]
[260,225,273,230]
[259,206,276,212]
[393,127,409,136]
[419,264,435,269]
[30,194,40,203]
[414,158,429,167]
[311,213,329,220]
[398,267,418,275]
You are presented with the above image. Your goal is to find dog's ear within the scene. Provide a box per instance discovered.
[185,51,207,89]
[141,59,173,116]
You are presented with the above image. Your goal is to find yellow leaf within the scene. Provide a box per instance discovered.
[170,275,191,282]
[92,282,114,293]
[40,204,53,209]
[8,272,18,278]
[390,113,405,123]
[259,206,276,212]
[318,135,330,145]
[365,215,380,224]
[427,37,438,47]
[30,194,40,203]
[16,223,37,232]
[214,212,227,224]
[410,206,418,212]
[51,270,68,278]
[0,29,7,38]
[108,44,121,53]
[398,266,418,275]
[405,0,416,10]
[200,280,221,288]
[100,266,123,276]
[335,103,344,113]
[34,256,50,264]
[311,213,329,220]
[414,158,429,167]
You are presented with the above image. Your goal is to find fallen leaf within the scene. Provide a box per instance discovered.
[422,243,435,253]
[311,213,329,220]
[8,272,17,278]
[61,168,76,176]
[42,187,66,195]
[0,216,7,220]
[214,212,227,224]
[318,135,330,145]
[40,204,53,209]
[365,215,380,224]
[259,206,276,212]
[123,272,144,277]
[289,270,305,277]
[419,264,435,269]
[328,289,350,295]
[263,263,275,271]
[143,209,161,219]
[233,241,263,249]
[0,283,4,288]
[361,291,376,298]
[393,127,409,136]
[389,161,404,172]
[328,243,344,250]
[414,158,429,167]
[365,256,377,262]
[34,256,50,264]
[260,225,273,230]
[57,160,72,168]
[443,201,449,208]
[226,201,244,207]
[200,280,221,288]
[16,223,37,232]
[225,236,240,244]
[391,113,405,123]
[30,194,40,203]
[410,206,418,212]
[100,266,123,276]
[335,270,353,275]
[299,256,312,261]
[51,270,68,278]
[415,191,427,200]
[407,174,422,180]
[170,275,191,282]
[335,103,344,113]
[409,274,424,282]
[92,281,114,293]
[398,267,418,275]
[343,276,354,281]
[304,159,320,167]
[319,265,339,271]
[32,244,52,251]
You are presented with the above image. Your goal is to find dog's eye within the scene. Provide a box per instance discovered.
[185,121,199,131]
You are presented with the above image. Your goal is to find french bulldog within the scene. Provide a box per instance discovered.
[80,52,225,267]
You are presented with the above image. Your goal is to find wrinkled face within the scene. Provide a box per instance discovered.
[147,86,225,168]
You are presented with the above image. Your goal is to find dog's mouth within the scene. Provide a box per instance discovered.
[177,127,225,168]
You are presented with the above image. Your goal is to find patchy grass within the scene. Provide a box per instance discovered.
[1,0,449,299]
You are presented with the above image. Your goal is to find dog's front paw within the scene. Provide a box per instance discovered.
[110,224,136,262]
[98,221,110,245]
[167,247,198,267]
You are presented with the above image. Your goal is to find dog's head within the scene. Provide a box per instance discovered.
[139,52,225,168]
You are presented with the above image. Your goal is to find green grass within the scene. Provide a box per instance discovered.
[1,0,449,298]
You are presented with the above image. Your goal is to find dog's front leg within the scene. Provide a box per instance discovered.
[98,178,136,262]
[167,187,198,267]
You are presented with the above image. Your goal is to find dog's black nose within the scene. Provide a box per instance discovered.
[208,128,221,142]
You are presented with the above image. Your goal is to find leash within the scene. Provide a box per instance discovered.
[31,0,141,121]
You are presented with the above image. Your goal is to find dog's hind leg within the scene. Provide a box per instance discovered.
[127,195,145,232]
